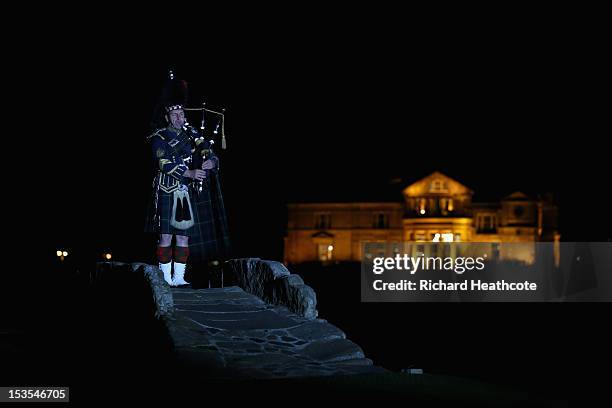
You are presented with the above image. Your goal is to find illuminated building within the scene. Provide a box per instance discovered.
[284,172,559,264]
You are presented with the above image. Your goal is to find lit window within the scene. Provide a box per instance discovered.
[318,244,334,261]
[441,233,454,242]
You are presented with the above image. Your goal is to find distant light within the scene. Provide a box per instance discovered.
[420,209,426,215]
[62,251,68,257]
[104,253,112,260]
[442,233,454,242]
[56,250,62,257]
[328,245,334,251]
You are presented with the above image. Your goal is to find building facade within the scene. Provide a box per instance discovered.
[284,172,559,264]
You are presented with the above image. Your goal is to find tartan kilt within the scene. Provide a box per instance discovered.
[144,189,194,237]
[188,175,231,265]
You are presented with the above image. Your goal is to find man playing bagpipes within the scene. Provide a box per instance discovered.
[145,71,230,286]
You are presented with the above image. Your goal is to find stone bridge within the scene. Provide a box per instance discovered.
[94,259,386,379]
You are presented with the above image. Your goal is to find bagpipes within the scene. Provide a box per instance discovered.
[183,101,227,194]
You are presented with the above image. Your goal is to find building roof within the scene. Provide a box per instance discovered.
[402,171,474,197]
[287,172,555,205]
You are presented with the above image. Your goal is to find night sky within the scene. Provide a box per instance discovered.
[27,20,610,270]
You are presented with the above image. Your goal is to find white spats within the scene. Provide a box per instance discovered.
[159,262,173,286]
[173,262,189,286]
